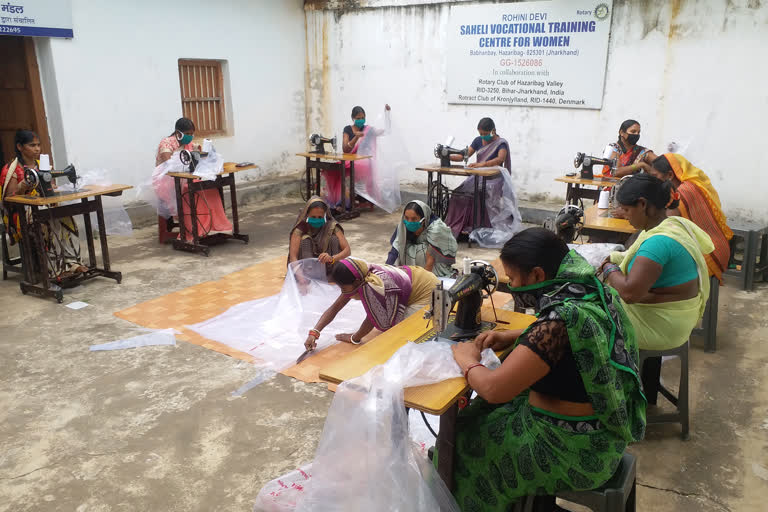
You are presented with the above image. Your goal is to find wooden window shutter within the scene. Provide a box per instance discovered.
[178,59,225,136]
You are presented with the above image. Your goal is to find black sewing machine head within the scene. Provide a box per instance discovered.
[545,204,583,243]
[573,152,615,180]
[434,143,469,168]
[424,260,499,341]
[308,133,337,154]
[179,149,202,172]
[23,164,78,197]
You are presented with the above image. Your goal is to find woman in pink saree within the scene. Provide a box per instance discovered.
[324,104,393,211]
[154,117,232,241]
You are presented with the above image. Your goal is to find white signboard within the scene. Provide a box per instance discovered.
[0,0,73,38]
[447,0,612,109]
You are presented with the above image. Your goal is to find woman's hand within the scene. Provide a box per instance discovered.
[304,335,317,351]
[452,342,481,372]
[636,162,652,173]
[467,162,481,168]
[336,333,357,344]
[474,330,511,352]
[318,253,333,264]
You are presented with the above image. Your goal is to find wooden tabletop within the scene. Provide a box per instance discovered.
[319,306,535,415]
[555,175,617,187]
[167,162,259,180]
[296,152,372,161]
[3,184,133,206]
[583,205,635,234]
[415,164,502,177]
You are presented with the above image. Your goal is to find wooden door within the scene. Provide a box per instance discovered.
[0,36,51,167]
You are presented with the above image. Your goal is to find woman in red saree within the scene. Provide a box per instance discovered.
[601,119,658,178]
[649,153,732,282]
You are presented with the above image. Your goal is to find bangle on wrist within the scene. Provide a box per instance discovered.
[464,362,485,381]
[350,334,361,345]
[309,328,320,339]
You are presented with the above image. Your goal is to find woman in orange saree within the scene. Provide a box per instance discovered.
[649,153,732,282]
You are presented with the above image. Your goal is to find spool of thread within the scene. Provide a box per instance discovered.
[38,154,51,171]
[444,136,455,147]
[463,257,471,275]
[202,139,213,153]
[598,189,611,209]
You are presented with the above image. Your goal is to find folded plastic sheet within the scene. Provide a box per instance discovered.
[89,328,177,351]
[568,243,625,268]
[254,341,500,511]
[187,259,366,372]
[468,166,523,248]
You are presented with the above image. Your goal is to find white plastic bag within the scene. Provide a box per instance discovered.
[60,167,133,236]
[568,243,624,268]
[255,341,500,511]
[469,166,523,248]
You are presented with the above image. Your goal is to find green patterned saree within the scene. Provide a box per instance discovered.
[451,251,646,511]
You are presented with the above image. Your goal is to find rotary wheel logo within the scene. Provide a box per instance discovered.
[595,3,610,20]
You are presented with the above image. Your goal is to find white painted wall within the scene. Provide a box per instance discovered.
[35,0,307,202]
[305,0,768,222]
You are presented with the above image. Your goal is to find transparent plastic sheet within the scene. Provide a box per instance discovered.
[468,166,523,248]
[187,259,366,372]
[89,328,177,351]
[254,341,500,512]
[139,148,225,218]
[568,243,625,268]
[355,108,408,213]
[60,168,133,236]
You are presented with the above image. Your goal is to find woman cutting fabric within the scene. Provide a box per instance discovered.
[1,130,86,279]
[444,117,511,238]
[599,174,713,403]
[648,154,733,282]
[303,257,439,349]
[602,119,658,178]
[447,228,646,509]
[385,200,457,277]
[154,117,232,241]
[323,104,392,212]
[288,196,350,271]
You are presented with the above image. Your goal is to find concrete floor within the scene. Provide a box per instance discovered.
[1,198,767,511]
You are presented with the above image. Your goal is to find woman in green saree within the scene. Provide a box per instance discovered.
[448,228,647,510]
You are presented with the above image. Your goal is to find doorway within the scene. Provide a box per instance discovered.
[0,36,51,167]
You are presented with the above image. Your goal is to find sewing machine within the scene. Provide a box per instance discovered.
[544,204,583,243]
[24,164,79,197]
[424,260,499,341]
[434,143,469,168]
[308,133,337,155]
[573,152,615,180]
[179,149,204,173]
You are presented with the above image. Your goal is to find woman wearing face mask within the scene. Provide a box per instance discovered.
[600,174,713,404]
[288,196,350,272]
[154,117,233,241]
[303,257,439,350]
[386,200,457,277]
[1,130,87,279]
[323,104,392,212]
[447,228,646,508]
[444,117,511,238]
[648,154,732,283]
[602,119,658,178]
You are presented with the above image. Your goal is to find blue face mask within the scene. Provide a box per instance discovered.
[403,219,423,232]
[354,118,365,128]
[481,134,493,142]
[307,217,326,228]
[178,132,194,145]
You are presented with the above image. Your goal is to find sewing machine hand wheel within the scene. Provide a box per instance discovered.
[179,149,192,167]
[470,259,498,296]
[23,168,40,188]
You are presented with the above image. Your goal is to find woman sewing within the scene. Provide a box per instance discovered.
[648,154,732,282]
[288,196,351,271]
[444,117,511,238]
[1,130,86,279]
[385,200,457,277]
[602,119,658,178]
[303,258,439,349]
[600,174,713,403]
[323,104,391,212]
[447,228,646,508]
[154,117,232,240]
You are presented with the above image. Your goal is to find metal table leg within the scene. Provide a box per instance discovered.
[228,173,249,243]
[81,198,97,268]
[305,157,312,200]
